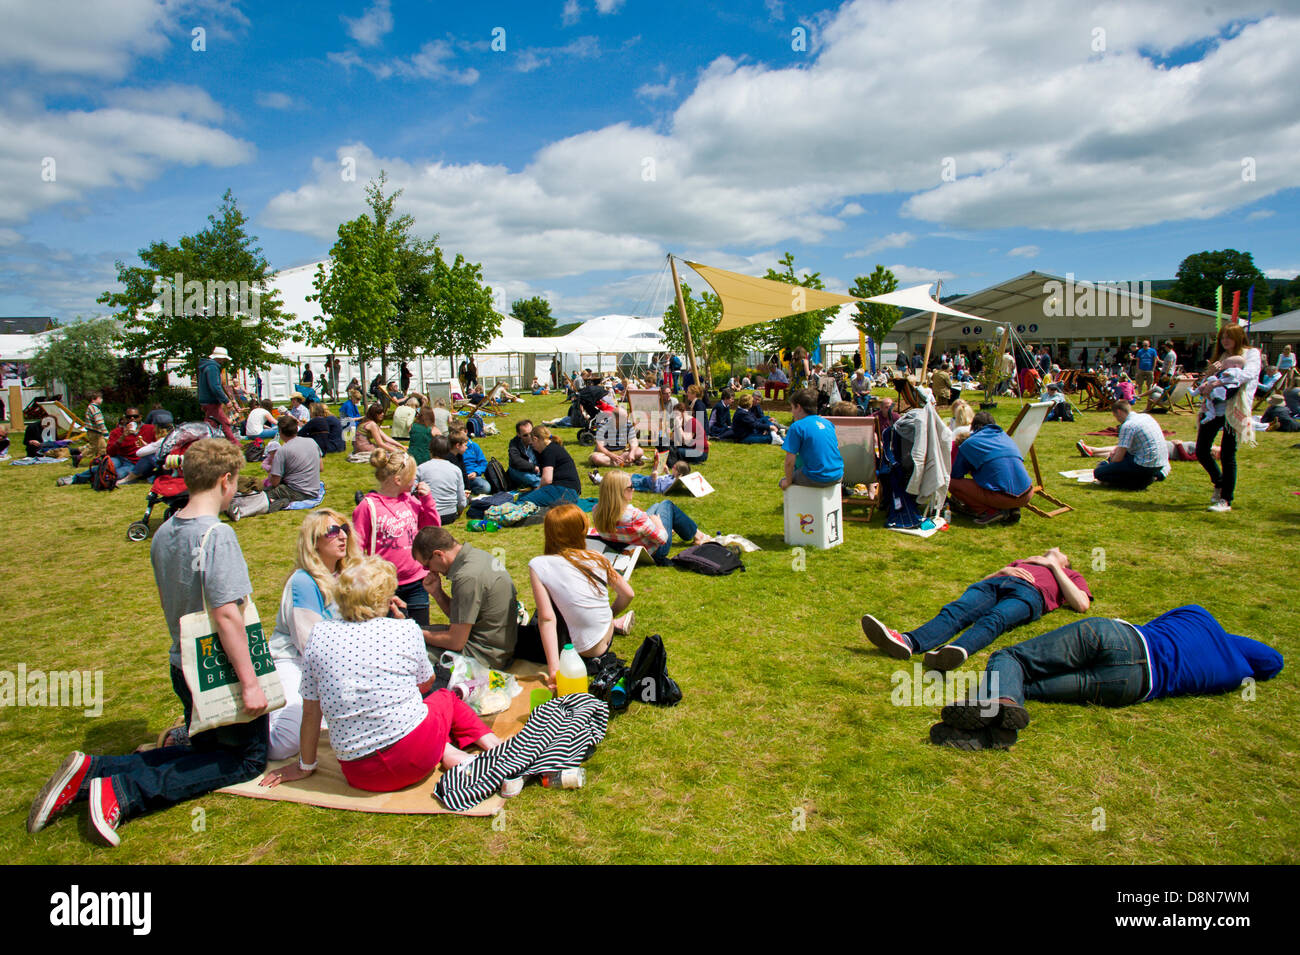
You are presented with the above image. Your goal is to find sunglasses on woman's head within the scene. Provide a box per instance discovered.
[323,524,350,539]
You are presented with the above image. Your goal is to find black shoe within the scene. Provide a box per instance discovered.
[1006,508,1022,525]
[929,722,1017,750]
[942,698,1031,731]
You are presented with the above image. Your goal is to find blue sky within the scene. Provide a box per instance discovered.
[1,0,1297,324]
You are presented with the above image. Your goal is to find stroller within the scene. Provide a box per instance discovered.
[125,422,221,542]
[572,385,612,446]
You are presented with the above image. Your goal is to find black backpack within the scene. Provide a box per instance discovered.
[244,438,266,463]
[485,457,508,494]
[624,634,682,707]
[90,454,117,491]
[670,541,744,576]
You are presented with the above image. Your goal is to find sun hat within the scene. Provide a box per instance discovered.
[210,346,231,361]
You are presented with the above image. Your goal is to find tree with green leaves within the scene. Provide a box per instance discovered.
[28,317,121,401]
[512,296,556,337]
[758,252,838,357]
[1165,249,1269,312]
[100,190,292,375]
[660,282,751,388]
[424,249,500,368]
[302,174,406,381]
[849,265,901,370]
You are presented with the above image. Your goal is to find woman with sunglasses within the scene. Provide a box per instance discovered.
[590,469,708,565]
[266,509,362,760]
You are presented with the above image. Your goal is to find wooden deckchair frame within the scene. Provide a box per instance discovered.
[37,400,88,440]
[1165,378,1196,415]
[1006,401,1072,518]
[826,415,879,523]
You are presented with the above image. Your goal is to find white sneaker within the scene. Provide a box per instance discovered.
[500,777,525,798]
[1208,500,1232,512]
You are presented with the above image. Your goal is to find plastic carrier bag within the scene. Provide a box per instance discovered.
[438,651,521,717]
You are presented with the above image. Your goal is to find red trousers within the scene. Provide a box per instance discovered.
[339,689,491,793]
[202,403,240,445]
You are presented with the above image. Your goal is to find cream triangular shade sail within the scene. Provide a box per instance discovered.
[859,283,981,322]
[685,260,865,333]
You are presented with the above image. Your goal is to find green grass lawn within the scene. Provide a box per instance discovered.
[3,392,1297,864]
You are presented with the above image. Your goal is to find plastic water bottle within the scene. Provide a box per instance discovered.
[942,505,952,525]
[555,643,589,696]
[540,768,586,789]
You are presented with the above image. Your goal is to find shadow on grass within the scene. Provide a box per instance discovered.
[81,719,152,755]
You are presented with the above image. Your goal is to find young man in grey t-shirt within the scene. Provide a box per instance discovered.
[229,416,321,519]
[28,439,269,847]
[412,527,518,670]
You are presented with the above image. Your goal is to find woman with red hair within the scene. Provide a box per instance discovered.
[522,504,635,692]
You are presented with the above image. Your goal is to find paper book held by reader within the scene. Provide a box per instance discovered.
[585,537,655,580]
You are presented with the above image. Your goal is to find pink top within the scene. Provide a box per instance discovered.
[351,491,441,585]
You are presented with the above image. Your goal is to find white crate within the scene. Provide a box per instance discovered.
[783,483,844,550]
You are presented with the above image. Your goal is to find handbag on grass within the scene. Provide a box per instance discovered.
[179,525,285,735]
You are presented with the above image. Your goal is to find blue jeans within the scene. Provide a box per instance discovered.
[1093,454,1162,490]
[984,618,1149,707]
[72,455,134,484]
[507,466,541,488]
[86,666,267,820]
[906,577,1045,656]
[395,578,430,628]
[466,475,491,494]
[646,500,698,561]
[517,484,579,508]
[1197,414,1238,503]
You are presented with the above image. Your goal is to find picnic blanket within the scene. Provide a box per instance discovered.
[218,662,547,816]
[285,481,327,511]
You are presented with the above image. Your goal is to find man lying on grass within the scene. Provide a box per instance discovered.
[929,604,1284,751]
[861,547,1091,671]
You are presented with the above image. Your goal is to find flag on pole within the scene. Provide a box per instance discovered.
[1231,289,1241,324]
[858,328,866,372]
[1215,285,1223,332]
[867,336,877,374]
[1247,284,1255,332]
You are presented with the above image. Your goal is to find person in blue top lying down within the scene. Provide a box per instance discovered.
[929,604,1284,751]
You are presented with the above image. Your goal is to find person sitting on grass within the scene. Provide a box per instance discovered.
[861,547,1091,672]
[516,426,582,508]
[244,399,278,439]
[731,392,783,444]
[1261,393,1300,432]
[948,411,1033,526]
[590,469,708,564]
[948,399,975,439]
[1042,382,1074,422]
[518,503,635,692]
[299,402,345,455]
[448,426,490,495]
[411,526,521,668]
[590,405,645,468]
[353,403,404,456]
[230,415,323,519]
[708,388,736,439]
[666,403,709,466]
[391,397,419,440]
[259,556,505,793]
[408,406,439,465]
[1090,399,1170,491]
[506,419,542,488]
[415,434,467,526]
[28,439,268,847]
[778,387,844,490]
[265,509,360,761]
[928,604,1284,751]
[115,422,174,486]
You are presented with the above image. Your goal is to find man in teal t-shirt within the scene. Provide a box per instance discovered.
[779,388,844,489]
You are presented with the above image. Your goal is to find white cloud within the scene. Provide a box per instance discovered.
[637,77,677,100]
[0,231,120,316]
[105,85,225,123]
[846,232,916,257]
[1247,209,1274,220]
[595,0,626,12]
[256,91,302,110]
[1007,245,1040,257]
[342,0,393,47]
[1264,267,1299,279]
[330,39,479,84]
[886,264,957,284]
[838,202,865,217]
[266,0,1300,288]
[0,102,255,224]
[562,0,582,27]
[765,0,786,20]
[514,36,601,73]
